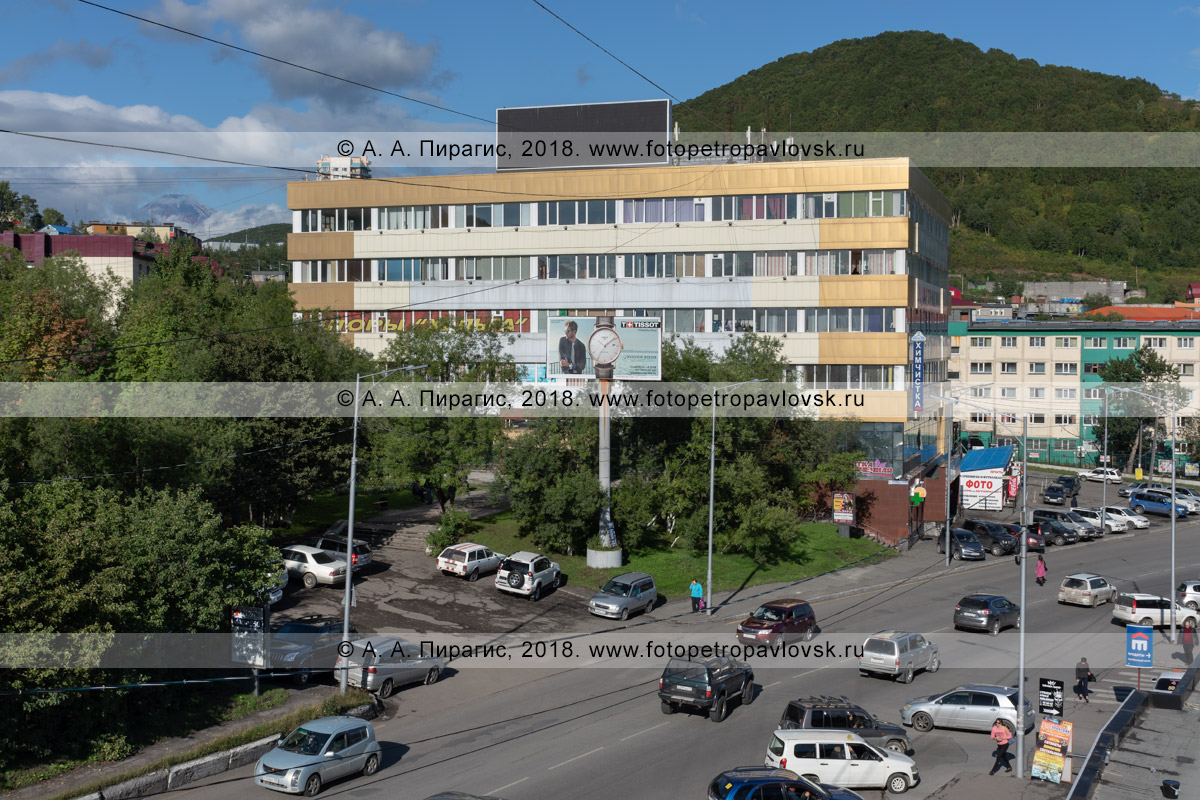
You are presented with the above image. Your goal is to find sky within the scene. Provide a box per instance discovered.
[3,0,1200,238]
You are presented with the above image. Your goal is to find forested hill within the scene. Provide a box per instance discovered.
[675,31,1200,301]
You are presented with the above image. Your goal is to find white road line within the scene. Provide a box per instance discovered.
[488,777,529,794]
[765,680,783,688]
[619,721,670,742]
[548,746,605,770]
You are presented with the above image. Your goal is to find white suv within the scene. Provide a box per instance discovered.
[1113,593,1200,628]
[437,543,505,582]
[1075,508,1126,534]
[496,551,561,601]
[1079,467,1123,484]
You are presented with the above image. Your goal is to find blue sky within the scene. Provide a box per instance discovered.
[3,0,1200,236]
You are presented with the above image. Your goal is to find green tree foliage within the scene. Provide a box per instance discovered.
[1081,292,1113,311]
[1097,348,1181,473]
[40,208,67,228]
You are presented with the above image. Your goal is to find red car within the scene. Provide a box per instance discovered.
[736,599,817,645]
[1000,523,1044,552]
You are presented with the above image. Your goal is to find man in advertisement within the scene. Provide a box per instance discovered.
[558,320,586,374]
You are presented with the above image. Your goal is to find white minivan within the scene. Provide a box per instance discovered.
[764,730,918,794]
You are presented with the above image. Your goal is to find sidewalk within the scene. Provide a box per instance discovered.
[365,468,508,534]
[1093,701,1200,800]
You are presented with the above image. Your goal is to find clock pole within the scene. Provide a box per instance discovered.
[592,316,619,549]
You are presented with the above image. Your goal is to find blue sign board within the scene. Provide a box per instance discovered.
[911,331,925,414]
[1126,625,1153,668]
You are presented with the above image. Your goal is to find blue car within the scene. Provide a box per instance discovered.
[1129,491,1188,518]
[255,716,381,796]
[708,767,864,800]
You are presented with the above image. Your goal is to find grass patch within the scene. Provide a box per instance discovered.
[222,687,289,722]
[273,486,419,540]
[40,690,372,800]
[469,510,892,599]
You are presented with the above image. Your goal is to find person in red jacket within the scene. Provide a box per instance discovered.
[989,720,1013,775]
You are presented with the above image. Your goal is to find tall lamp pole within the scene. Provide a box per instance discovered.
[340,363,425,694]
[685,377,765,615]
[1101,389,1110,512]
[944,396,953,568]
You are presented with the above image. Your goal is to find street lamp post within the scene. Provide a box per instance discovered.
[944,396,953,568]
[1102,388,1110,513]
[340,363,425,694]
[685,377,766,615]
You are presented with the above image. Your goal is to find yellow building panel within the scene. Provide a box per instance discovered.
[289,283,355,310]
[352,284,412,310]
[288,232,355,260]
[816,218,911,249]
[819,333,908,363]
[287,158,918,208]
[819,275,908,306]
[813,391,908,423]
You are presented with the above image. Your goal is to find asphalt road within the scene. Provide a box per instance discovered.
[161,500,1200,800]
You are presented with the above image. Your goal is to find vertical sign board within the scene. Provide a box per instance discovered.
[1126,625,1154,668]
[832,492,855,524]
[231,606,267,669]
[1031,718,1073,783]
[911,331,925,414]
[1038,678,1064,716]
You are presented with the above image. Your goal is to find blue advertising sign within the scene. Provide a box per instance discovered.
[1126,625,1153,668]
[911,331,925,413]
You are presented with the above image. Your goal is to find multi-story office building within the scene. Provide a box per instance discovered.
[316,155,371,181]
[950,319,1200,468]
[286,156,950,544]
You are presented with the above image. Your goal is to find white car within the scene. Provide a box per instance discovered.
[1113,593,1200,628]
[1146,489,1200,514]
[436,543,505,582]
[1075,508,1126,534]
[1079,467,1123,484]
[1104,506,1150,529]
[280,545,348,589]
[496,551,561,600]
[765,730,918,794]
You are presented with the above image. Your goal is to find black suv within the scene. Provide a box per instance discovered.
[777,696,911,753]
[659,656,755,723]
[706,767,862,800]
[1054,475,1082,497]
[961,520,1019,556]
[269,616,357,685]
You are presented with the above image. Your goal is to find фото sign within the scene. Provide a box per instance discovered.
[546,316,662,381]
[832,492,855,524]
[961,468,1005,511]
[1038,678,1065,716]
[1126,625,1153,668]
[911,331,925,413]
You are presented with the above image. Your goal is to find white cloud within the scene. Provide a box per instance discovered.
[193,203,290,239]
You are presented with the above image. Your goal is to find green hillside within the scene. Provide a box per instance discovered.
[206,223,289,243]
[677,31,1200,300]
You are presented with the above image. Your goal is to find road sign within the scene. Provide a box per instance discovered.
[1126,625,1153,668]
[1038,677,1064,716]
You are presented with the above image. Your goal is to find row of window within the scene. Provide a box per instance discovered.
[799,364,897,391]
[971,362,1080,375]
[968,335,1189,350]
[969,412,1081,425]
[296,190,920,233]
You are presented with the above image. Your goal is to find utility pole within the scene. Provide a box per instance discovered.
[1016,414,1029,779]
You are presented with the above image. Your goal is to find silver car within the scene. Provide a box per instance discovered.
[1104,506,1149,529]
[588,572,657,619]
[1057,573,1118,607]
[859,631,940,683]
[280,545,347,589]
[901,684,1033,735]
[336,636,444,698]
[1074,508,1125,534]
[254,716,381,796]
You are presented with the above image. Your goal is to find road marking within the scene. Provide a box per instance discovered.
[619,721,670,741]
[548,746,605,770]
[488,777,529,794]
[764,680,782,688]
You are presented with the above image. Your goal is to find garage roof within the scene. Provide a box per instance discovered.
[960,446,1014,473]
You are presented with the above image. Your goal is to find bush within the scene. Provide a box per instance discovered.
[427,507,476,553]
[90,734,136,763]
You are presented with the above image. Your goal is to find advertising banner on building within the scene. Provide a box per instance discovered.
[1030,718,1073,783]
[546,316,662,381]
[911,331,925,413]
[832,492,855,524]
[1188,463,1200,478]
[961,468,1005,511]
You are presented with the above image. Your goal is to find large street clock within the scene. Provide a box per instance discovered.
[587,316,623,380]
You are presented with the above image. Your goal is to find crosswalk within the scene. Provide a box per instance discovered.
[1077,667,1170,705]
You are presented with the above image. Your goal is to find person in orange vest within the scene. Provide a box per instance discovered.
[988,720,1013,775]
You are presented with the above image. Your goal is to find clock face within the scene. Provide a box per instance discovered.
[588,327,623,364]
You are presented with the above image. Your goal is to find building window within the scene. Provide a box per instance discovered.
[971,337,992,347]
[1083,363,1102,375]
[1084,337,1105,349]
[1055,363,1079,375]
[970,412,991,423]
[1000,336,1017,348]
[970,362,993,375]
[1029,362,1046,375]
[1083,388,1104,400]
[1028,414,1046,424]
[1055,337,1078,348]
[1146,337,1167,349]
[1029,388,1045,399]
[1001,362,1017,374]
[1056,388,1078,399]
[1027,438,1049,450]
[999,413,1018,424]
[1181,363,1196,377]
[1082,415,1099,426]
[1114,337,1134,349]
[1180,337,1195,349]
[1054,440,1077,452]
[1000,387,1016,399]
[969,387,992,398]
[1030,336,1046,347]
[1055,414,1077,425]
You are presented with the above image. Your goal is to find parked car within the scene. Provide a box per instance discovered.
[1074,508,1125,534]
[263,566,288,606]
[707,767,864,800]
[280,545,347,589]
[900,684,1034,736]
[764,730,918,794]
[1032,509,1096,540]
[1104,506,1150,529]
[312,536,373,573]
[658,655,755,722]
[776,695,912,752]
[859,631,940,683]
[1176,487,1200,505]
[953,594,1020,636]
[1042,484,1066,505]
[1119,481,1164,498]
[335,636,443,698]
[1000,522,1044,552]
[495,551,561,600]
[1113,593,1200,628]
[1079,467,1123,484]
[1057,573,1118,607]
[254,716,381,796]
[270,617,358,685]
[1146,488,1200,514]
[588,572,657,619]
[436,542,504,582]
[936,528,985,561]
[1177,580,1200,611]
[1054,475,1082,497]
[1039,519,1080,547]
[737,599,818,645]
[1129,491,1189,518]
[961,519,1019,556]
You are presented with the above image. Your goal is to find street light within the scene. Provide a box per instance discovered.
[684,376,766,615]
[339,363,426,694]
[1110,385,1179,644]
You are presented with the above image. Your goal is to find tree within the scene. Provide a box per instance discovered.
[1081,292,1112,311]
[136,227,163,244]
[1098,348,1181,473]
[41,208,67,228]
[993,279,1025,300]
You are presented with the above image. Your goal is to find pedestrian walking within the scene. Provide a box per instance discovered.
[988,720,1013,775]
[1035,554,1047,587]
[1184,621,1196,665]
[1075,657,1094,703]
[690,579,703,613]
[1070,495,1078,509]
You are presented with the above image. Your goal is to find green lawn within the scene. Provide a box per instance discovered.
[467,511,893,600]
[272,486,420,540]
